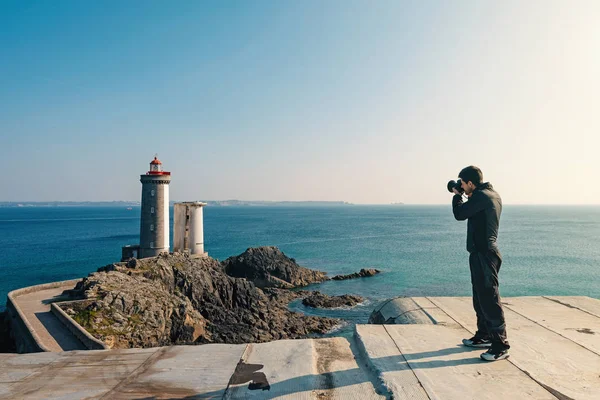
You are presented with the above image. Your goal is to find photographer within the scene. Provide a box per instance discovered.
[450,166,510,361]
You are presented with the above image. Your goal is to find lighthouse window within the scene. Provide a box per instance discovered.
[151,207,154,214]
[151,190,155,196]
[150,242,154,248]
[150,224,154,231]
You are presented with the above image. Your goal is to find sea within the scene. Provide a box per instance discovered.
[1,205,599,336]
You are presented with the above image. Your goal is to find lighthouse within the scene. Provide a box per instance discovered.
[138,156,171,258]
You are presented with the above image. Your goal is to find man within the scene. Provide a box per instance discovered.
[452,166,510,361]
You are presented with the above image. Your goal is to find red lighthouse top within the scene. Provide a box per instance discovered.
[147,156,170,175]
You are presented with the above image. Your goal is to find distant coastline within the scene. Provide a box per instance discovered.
[0,200,354,208]
[0,201,141,208]
[196,200,354,207]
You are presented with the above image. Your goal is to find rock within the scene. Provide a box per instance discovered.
[222,246,328,288]
[331,268,381,281]
[62,251,339,349]
[60,289,79,299]
[98,263,118,273]
[302,292,364,309]
[262,288,310,304]
[113,313,126,323]
[127,258,138,269]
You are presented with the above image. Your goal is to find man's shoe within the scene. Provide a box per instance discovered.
[480,346,510,361]
[462,336,492,348]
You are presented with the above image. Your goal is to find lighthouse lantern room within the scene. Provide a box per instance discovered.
[148,156,166,174]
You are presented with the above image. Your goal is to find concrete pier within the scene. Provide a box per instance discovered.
[5,280,86,353]
[2,295,599,399]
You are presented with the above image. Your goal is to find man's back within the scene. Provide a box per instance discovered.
[453,182,502,253]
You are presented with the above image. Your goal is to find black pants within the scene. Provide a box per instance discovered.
[469,249,509,348]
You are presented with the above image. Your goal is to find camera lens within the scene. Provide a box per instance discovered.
[447,180,464,194]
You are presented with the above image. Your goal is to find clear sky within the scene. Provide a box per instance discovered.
[1,1,599,204]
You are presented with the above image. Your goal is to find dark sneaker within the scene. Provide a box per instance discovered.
[462,335,492,348]
[480,346,510,361]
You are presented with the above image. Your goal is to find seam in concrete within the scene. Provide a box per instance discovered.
[352,330,389,398]
[408,297,438,324]
[4,349,87,397]
[503,303,600,358]
[222,343,250,399]
[427,297,562,400]
[98,346,166,399]
[50,302,108,350]
[424,297,465,327]
[382,325,432,400]
[347,333,392,399]
[520,369,576,400]
[542,296,600,319]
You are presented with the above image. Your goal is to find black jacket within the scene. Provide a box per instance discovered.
[452,182,502,253]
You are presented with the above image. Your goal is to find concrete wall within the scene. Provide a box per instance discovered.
[173,203,187,253]
[6,279,80,353]
[0,310,16,352]
[139,174,171,258]
[51,303,108,350]
[189,205,205,255]
[121,244,140,262]
[173,202,207,256]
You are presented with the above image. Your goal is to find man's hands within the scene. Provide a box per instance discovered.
[453,189,472,197]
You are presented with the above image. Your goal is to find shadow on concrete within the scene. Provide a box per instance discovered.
[402,344,482,360]
[399,345,486,369]
[124,345,491,399]
[34,311,86,351]
[41,293,72,305]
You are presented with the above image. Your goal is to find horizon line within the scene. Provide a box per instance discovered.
[1,200,599,206]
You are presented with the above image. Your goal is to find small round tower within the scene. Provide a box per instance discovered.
[139,156,171,258]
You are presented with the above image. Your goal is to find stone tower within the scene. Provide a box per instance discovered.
[173,202,208,257]
[139,156,171,258]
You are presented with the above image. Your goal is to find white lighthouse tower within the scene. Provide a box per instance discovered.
[138,156,171,258]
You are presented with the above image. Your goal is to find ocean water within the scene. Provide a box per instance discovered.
[1,205,599,332]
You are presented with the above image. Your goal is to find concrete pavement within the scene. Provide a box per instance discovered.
[2,295,599,399]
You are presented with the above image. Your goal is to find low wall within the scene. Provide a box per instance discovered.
[51,302,108,350]
[6,279,81,353]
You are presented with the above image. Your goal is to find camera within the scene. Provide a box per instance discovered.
[447,179,464,194]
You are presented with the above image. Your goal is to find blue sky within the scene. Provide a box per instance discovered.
[1,1,599,204]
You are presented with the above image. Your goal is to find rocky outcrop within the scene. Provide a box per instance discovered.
[63,252,339,349]
[331,268,381,281]
[302,292,364,309]
[222,246,328,289]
